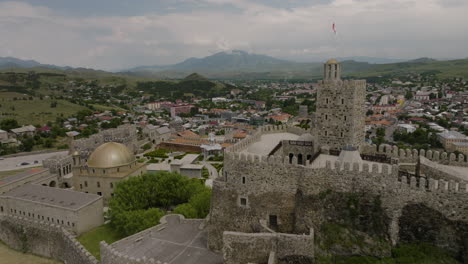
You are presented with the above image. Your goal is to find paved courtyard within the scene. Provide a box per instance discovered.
[112,215,222,264]
[241,132,299,156]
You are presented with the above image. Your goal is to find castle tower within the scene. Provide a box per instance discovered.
[314,59,366,150]
[323,58,341,81]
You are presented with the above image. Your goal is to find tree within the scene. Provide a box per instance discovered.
[108,172,210,236]
[405,90,413,100]
[20,137,35,152]
[0,118,19,131]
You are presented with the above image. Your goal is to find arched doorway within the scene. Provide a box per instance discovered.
[49,181,56,187]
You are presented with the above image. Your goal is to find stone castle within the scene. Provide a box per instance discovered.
[207,60,468,263]
[0,59,466,264]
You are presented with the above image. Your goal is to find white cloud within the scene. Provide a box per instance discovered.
[0,0,467,70]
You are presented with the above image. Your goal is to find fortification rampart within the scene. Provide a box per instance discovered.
[210,148,468,249]
[362,144,468,167]
[0,213,98,264]
[71,124,139,154]
[222,229,314,264]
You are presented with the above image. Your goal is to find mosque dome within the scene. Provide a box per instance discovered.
[298,133,314,142]
[326,58,339,64]
[87,142,135,168]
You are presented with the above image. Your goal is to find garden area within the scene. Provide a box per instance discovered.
[77,171,211,259]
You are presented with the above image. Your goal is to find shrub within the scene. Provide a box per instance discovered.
[108,172,210,236]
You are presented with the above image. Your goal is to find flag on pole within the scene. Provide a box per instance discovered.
[332,22,336,34]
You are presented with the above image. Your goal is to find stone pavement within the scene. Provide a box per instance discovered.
[241,132,299,156]
[112,215,222,264]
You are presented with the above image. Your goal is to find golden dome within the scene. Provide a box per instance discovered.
[326,58,339,64]
[87,142,135,168]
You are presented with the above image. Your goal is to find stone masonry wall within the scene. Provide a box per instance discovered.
[210,149,468,252]
[0,213,98,264]
[222,230,314,264]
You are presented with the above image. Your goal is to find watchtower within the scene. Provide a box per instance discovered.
[314,59,366,150]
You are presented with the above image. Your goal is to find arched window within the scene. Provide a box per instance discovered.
[297,154,303,165]
[289,153,294,164]
[242,177,246,184]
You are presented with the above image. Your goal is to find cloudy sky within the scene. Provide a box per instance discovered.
[0,0,467,70]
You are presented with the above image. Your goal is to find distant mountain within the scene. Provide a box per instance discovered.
[336,56,408,64]
[183,73,208,81]
[0,57,66,70]
[126,50,299,73]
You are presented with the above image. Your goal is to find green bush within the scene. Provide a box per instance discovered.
[144,149,169,159]
[208,155,224,161]
[108,172,210,236]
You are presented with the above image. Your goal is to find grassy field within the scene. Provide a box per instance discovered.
[77,224,123,260]
[0,93,87,125]
[0,242,61,264]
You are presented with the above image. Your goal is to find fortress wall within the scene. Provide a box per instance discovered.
[362,144,468,167]
[72,124,139,154]
[217,152,468,248]
[0,214,98,264]
[222,229,314,264]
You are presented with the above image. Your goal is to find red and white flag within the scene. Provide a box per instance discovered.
[332,22,336,34]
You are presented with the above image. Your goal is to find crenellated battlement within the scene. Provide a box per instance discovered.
[397,175,468,193]
[363,144,468,166]
[0,213,98,264]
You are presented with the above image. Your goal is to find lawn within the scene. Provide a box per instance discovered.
[77,224,123,260]
[0,94,87,125]
[0,241,61,264]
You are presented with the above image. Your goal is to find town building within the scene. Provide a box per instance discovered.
[437,130,468,150]
[0,184,103,235]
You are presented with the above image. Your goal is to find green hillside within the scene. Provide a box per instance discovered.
[0,92,88,125]
[347,58,468,79]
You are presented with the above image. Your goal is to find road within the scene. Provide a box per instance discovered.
[0,150,68,172]
[202,162,220,188]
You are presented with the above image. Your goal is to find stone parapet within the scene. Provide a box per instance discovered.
[362,144,468,167]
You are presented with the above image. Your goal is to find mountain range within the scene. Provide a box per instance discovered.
[1,52,468,79]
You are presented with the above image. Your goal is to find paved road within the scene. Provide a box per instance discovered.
[0,151,68,172]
